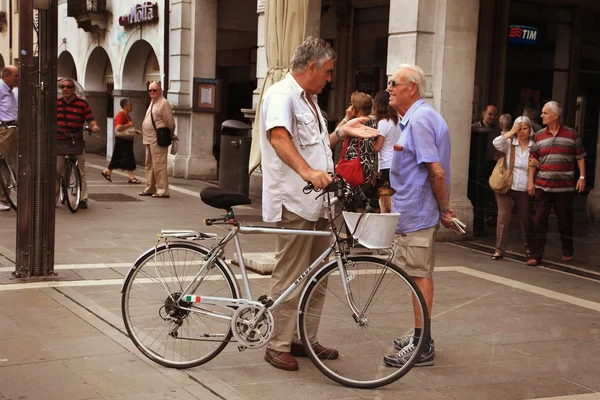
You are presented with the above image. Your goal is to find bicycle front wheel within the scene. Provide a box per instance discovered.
[0,160,17,211]
[64,159,81,213]
[298,255,429,389]
[121,242,239,369]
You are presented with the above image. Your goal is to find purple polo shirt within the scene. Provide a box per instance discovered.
[390,99,451,233]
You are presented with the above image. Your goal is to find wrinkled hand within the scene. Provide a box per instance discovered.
[127,121,134,127]
[393,144,403,151]
[344,106,355,122]
[91,125,100,133]
[302,170,333,191]
[341,117,379,139]
[528,158,539,168]
[576,178,585,193]
[135,129,142,135]
[527,182,536,197]
[440,206,458,231]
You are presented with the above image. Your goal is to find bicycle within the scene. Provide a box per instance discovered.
[57,126,89,213]
[121,176,429,389]
[0,123,18,211]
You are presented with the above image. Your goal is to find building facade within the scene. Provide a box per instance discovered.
[1,0,599,234]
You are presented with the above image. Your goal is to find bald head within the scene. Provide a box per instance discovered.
[148,81,162,102]
[1,65,19,89]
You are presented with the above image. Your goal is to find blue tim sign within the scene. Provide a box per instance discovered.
[508,25,539,44]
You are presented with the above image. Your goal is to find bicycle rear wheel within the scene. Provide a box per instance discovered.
[64,159,81,213]
[0,160,17,211]
[298,255,429,389]
[122,242,239,369]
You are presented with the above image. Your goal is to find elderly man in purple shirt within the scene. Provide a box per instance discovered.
[382,64,457,368]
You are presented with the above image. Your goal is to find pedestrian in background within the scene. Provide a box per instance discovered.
[102,98,141,184]
[139,81,175,198]
[526,101,586,266]
[372,90,400,213]
[383,64,458,368]
[56,77,100,209]
[0,65,19,212]
[498,113,512,135]
[491,116,534,260]
[259,36,379,371]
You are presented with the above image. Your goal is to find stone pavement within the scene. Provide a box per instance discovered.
[0,154,599,400]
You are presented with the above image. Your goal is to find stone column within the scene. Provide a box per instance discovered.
[586,111,600,223]
[388,0,479,240]
[167,0,218,179]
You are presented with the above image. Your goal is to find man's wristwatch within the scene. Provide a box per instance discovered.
[440,205,450,214]
[579,176,585,180]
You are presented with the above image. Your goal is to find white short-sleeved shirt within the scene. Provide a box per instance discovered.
[377,118,401,170]
[260,73,334,223]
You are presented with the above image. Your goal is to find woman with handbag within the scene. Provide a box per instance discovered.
[335,91,382,211]
[102,98,141,184]
[490,116,534,260]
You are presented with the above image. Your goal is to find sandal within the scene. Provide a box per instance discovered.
[101,170,112,182]
[491,254,503,260]
[526,259,540,267]
[151,194,170,198]
[128,178,141,184]
[139,192,154,196]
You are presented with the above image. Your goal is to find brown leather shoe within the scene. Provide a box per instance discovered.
[290,342,339,360]
[264,348,298,371]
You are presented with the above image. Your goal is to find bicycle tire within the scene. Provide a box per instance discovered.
[64,159,81,213]
[122,242,239,369]
[298,255,429,389]
[0,160,17,211]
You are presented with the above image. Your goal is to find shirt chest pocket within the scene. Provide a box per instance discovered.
[295,112,321,147]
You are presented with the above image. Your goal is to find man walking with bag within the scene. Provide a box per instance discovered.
[140,81,175,198]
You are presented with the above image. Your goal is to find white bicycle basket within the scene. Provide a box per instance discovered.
[342,212,401,249]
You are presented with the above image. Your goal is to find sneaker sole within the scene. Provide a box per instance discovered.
[383,355,435,368]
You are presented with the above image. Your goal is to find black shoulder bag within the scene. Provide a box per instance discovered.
[150,103,172,147]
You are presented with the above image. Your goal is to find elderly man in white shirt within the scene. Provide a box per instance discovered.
[0,65,19,211]
[260,37,379,371]
[490,116,535,260]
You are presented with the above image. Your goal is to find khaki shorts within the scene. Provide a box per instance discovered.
[392,225,438,278]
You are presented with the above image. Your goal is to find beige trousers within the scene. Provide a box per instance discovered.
[0,127,18,203]
[267,207,330,352]
[143,143,169,196]
[56,151,88,202]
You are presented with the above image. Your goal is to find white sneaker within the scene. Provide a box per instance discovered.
[0,203,11,211]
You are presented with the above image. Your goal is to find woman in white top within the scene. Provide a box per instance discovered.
[490,116,535,260]
[372,91,400,213]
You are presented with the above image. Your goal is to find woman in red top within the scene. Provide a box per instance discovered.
[102,98,141,183]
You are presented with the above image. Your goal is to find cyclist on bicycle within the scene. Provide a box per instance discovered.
[0,65,19,212]
[259,37,379,371]
[57,78,100,209]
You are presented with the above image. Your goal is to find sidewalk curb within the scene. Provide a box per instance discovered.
[453,241,600,281]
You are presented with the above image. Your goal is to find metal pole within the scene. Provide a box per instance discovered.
[15,0,57,277]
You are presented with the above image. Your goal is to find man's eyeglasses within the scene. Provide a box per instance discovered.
[60,85,74,89]
[388,80,413,88]
[148,89,158,93]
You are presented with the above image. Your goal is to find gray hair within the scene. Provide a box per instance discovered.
[544,101,562,119]
[120,97,133,108]
[397,63,426,98]
[499,113,512,130]
[290,37,337,72]
[513,116,534,138]
[59,77,75,87]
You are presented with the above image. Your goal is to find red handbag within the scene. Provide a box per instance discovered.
[336,138,364,187]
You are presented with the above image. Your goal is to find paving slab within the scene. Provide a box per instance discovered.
[0,360,98,400]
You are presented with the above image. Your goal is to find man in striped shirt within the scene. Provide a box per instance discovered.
[526,101,586,266]
[57,78,100,209]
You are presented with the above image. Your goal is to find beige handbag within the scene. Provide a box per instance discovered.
[488,139,516,194]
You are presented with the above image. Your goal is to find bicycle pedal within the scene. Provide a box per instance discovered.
[238,345,247,352]
[258,295,273,307]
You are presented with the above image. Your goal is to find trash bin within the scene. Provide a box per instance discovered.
[218,120,252,196]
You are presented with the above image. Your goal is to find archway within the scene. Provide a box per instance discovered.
[121,40,161,161]
[83,47,114,155]
[57,51,77,80]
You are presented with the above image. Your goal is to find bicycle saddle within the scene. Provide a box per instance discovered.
[200,186,252,209]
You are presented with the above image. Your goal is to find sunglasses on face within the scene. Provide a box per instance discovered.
[60,85,74,89]
[388,80,412,88]
[148,89,158,93]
